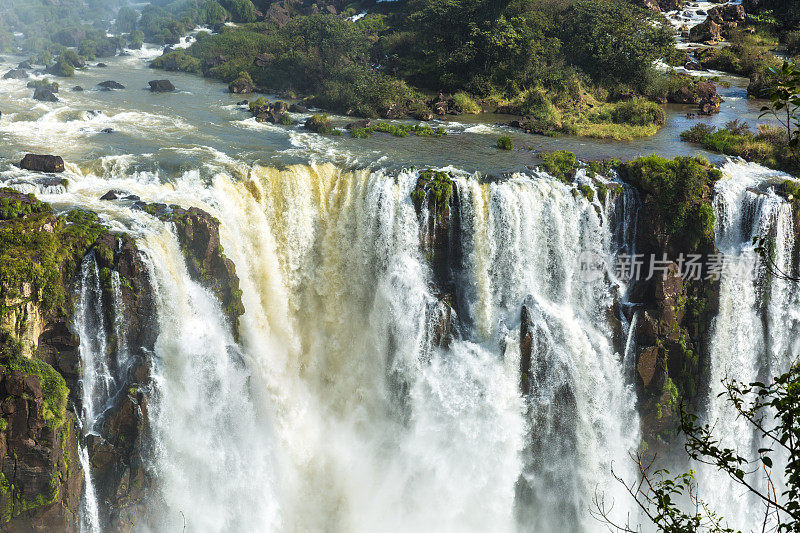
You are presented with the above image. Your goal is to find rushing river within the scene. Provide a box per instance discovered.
[0,38,797,533]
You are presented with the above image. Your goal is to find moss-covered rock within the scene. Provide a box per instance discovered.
[618,156,723,452]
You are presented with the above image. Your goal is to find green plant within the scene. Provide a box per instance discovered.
[497,135,513,150]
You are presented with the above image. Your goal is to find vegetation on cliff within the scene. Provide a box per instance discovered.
[0,330,68,430]
[617,156,721,252]
[0,189,108,311]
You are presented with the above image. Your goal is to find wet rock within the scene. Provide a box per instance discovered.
[228,73,255,94]
[304,114,333,133]
[3,68,28,79]
[19,154,65,173]
[519,305,534,395]
[100,190,127,200]
[96,62,107,68]
[100,127,114,134]
[689,18,722,42]
[236,100,249,105]
[148,79,175,92]
[0,369,82,532]
[684,61,703,71]
[33,86,59,102]
[346,119,371,130]
[98,80,125,90]
[289,103,309,113]
[71,86,84,92]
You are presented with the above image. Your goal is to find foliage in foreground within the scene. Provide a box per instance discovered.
[594,363,800,533]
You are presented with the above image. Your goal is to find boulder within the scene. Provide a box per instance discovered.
[304,114,333,133]
[289,103,309,113]
[96,62,107,68]
[71,86,84,92]
[689,18,722,42]
[17,60,32,69]
[696,81,722,114]
[33,87,59,102]
[148,79,175,92]
[98,80,125,90]
[3,68,28,79]
[19,154,65,173]
[228,74,255,94]
[100,128,114,134]
[708,4,746,23]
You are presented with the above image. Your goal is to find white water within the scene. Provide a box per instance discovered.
[75,253,111,533]
[703,161,800,529]
[12,159,643,532]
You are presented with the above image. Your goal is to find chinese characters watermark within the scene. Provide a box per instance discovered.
[578,251,760,283]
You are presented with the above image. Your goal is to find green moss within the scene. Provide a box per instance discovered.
[411,170,454,218]
[577,184,594,202]
[0,329,68,430]
[0,192,108,312]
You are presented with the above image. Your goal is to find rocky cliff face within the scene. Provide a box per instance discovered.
[0,185,246,530]
[135,202,245,339]
[617,157,722,453]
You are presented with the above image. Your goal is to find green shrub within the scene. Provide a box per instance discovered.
[539,150,578,182]
[497,135,513,150]
[453,91,481,114]
[617,156,722,250]
[609,98,665,126]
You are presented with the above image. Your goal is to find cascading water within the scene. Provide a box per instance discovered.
[702,161,800,529]
[453,173,639,531]
[34,159,640,532]
[75,252,111,533]
[140,225,280,532]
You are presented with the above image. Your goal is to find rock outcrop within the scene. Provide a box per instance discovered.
[689,18,723,43]
[617,157,722,453]
[148,80,175,92]
[134,202,245,338]
[0,188,157,530]
[97,81,125,90]
[33,87,59,103]
[19,154,65,173]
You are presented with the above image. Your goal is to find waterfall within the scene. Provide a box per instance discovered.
[75,253,109,533]
[454,174,639,531]
[140,225,280,532]
[42,160,641,532]
[703,161,800,529]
